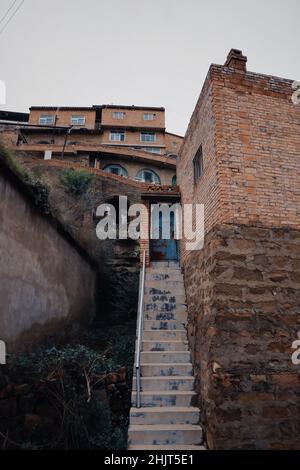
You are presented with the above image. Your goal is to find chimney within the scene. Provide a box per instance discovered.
[224,49,247,72]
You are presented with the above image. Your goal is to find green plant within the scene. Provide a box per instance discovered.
[0,141,32,183]
[60,168,95,197]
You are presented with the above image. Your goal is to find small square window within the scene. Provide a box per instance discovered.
[39,115,54,125]
[193,145,203,183]
[140,132,156,143]
[143,113,154,121]
[71,115,86,126]
[113,112,125,120]
[109,130,125,142]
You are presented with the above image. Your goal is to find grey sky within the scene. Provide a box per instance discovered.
[0,0,299,135]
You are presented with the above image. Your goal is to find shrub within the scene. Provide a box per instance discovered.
[60,168,95,196]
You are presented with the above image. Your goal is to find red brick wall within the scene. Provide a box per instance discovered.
[178,60,300,244]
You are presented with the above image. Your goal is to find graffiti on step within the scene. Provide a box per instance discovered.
[0,340,6,365]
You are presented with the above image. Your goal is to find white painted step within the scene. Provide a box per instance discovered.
[146,280,185,289]
[144,294,187,303]
[129,444,206,450]
[141,351,191,364]
[130,406,199,425]
[145,311,188,322]
[131,390,196,407]
[128,424,203,446]
[133,376,194,391]
[146,274,184,282]
[145,287,186,295]
[143,330,187,341]
[142,340,189,351]
[144,320,187,330]
[140,363,193,376]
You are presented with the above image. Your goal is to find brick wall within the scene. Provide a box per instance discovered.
[179,51,300,449]
[184,223,300,450]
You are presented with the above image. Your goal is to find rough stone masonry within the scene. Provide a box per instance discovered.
[178,50,300,449]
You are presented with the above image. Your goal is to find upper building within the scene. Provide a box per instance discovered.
[2,104,183,186]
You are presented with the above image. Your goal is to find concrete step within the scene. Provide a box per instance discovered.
[142,340,189,351]
[131,390,196,407]
[130,406,199,425]
[145,280,185,290]
[144,294,186,303]
[133,376,194,391]
[150,262,180,268]
[145,287,186,296]
[129,444,206,450]
[143,330,187,341]
[141,351,191,364]
[144,320,187,330]
[145,311,188,322]
[146,273,183,281]
[145,303,187,313]
[128,424,203,446]
[139,363,193,377]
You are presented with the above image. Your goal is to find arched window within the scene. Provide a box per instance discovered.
[103,164,128,178]
[136,168,161,185]
[172,175,177,186]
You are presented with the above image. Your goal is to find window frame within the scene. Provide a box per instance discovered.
[39,115,54,125]
[112,111,125,120]
[193,145,203,184]
[143,147,161,154]
[70,115,86,126]
[136,168,161,185]
[140,131,156,143]
[103,164,128,178]
[109,130,126,142]
[143,113,154,121]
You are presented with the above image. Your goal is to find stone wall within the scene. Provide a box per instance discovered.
[183,223,300,449]
[0,169,96,352]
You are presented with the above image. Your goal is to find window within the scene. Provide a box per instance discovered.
[104,164,128,178]
[71,115,86,126]
[172,175,177,186]
[109,130,125,142]
[172,141,177,148]
[143,113,154,121]
[113,112,125,120]
[39,115,54,125]
[136,168,161,185]
[193,145,203,183]
[140,131,156,143]
[143,147,161,154]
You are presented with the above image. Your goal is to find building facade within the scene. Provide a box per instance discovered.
[6,104,183,186]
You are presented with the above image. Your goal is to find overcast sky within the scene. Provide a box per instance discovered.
[0,0,299,135]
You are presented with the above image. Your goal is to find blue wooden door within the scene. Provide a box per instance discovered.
[150,209,179,261]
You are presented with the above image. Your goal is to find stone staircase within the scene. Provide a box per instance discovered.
[128,261,205,450]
